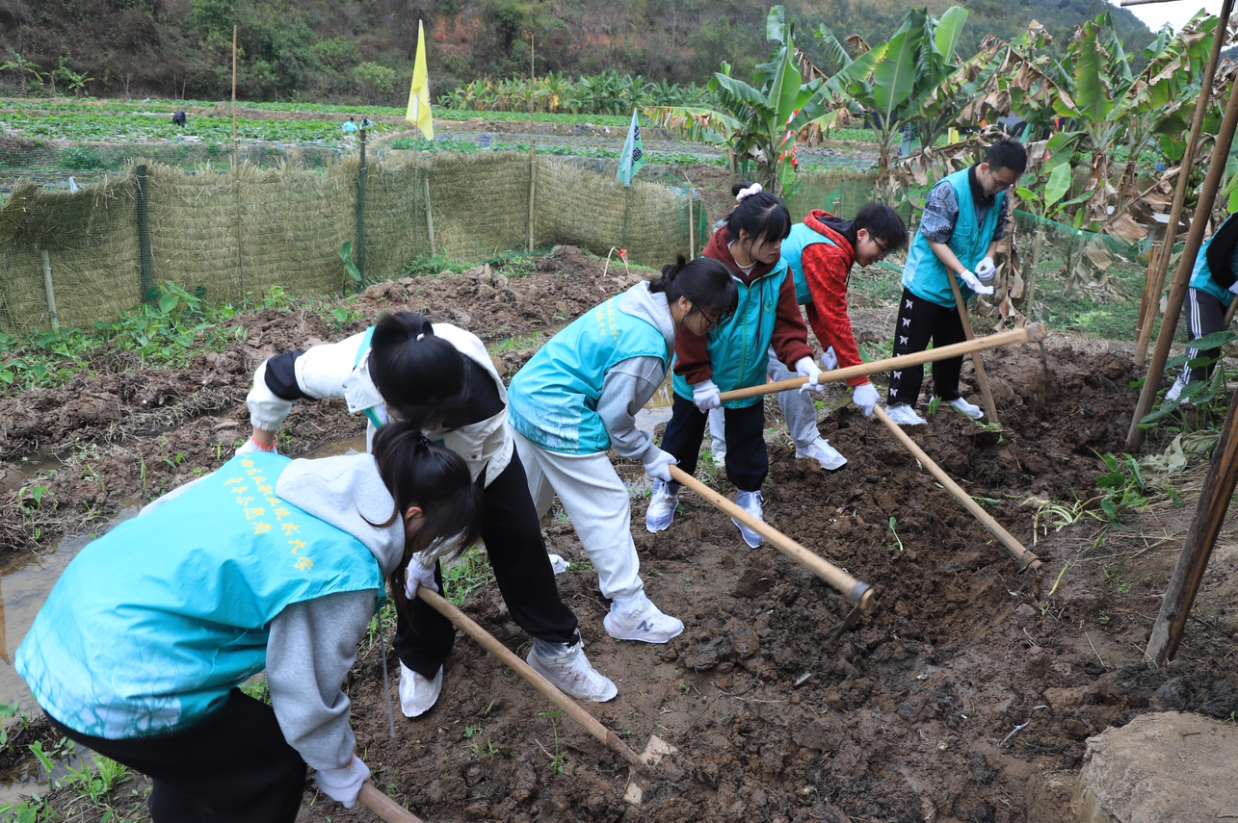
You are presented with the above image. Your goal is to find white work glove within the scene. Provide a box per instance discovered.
[642,448,678,482]
[316,756,370,810]
[852,382,880,417]
[957,269,994,296]
[818,346,838,371]
[795,357,824,395]
[974,256,996,284]
[404,558,439,599]
[692,380,722,412]
[1229,280,1238,295]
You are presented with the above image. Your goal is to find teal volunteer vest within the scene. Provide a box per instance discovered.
[781,222,839,306]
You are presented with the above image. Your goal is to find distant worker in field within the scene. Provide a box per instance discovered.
[16,423,482,822]
[647,183,819,549]
[1166,212,1238,403]
[341,116,358,135]
[885,139,1027,426]
[245,312,617,718]
[507,256,738,643]
[171,110,187,127]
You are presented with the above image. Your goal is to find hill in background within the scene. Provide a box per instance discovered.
[0,0,1154,104]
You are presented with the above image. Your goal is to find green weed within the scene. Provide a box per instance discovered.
[442,547,495,607]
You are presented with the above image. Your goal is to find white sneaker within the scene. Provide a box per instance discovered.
[398,662,443,718]
[731,490,765,549]
[1166,376,1186,403]
[527,640,618,702]
[604,591,684,644]
[645,479,680,533]
[795,437,847,471]
[886,404,927,426]
[946,396,984,420]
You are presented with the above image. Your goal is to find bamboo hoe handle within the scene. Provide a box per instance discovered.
[945,271,1001,426]
[718,324,1045,403]
[415,588,647,771]
[358,783,424,823]
[872,406,1041,571]
[668,467,875,609]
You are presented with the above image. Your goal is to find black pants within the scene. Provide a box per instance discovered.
[46,690,305,823]
[660,393,767,492]
[395,451,580,677]
[1177,287,1229,390]
[887,288,967,407]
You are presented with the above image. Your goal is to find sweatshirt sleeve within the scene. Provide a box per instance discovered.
[246,332,366,431]
[672,326,714,385]
[770,274,813,369]
[266,590,377,772]
[596,357,665,463]
[1206,214,1238,284]
[802,244,868,387]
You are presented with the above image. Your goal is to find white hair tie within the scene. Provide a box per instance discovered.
[736,183,764,203]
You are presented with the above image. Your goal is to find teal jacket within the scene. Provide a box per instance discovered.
[1190,230,1237,309]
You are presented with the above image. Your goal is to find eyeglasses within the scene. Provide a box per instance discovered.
[694,308,723,330]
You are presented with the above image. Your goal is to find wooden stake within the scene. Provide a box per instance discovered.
[527,143,536,253]
[1128,53,1238,451]
[1134,0,1233,364]
[423,174,436,257]
[415,588,647,771]
[687,194,694,259]
[358,783,424,823]
[231,25,238,170]
[946,271,1001,426]
[873,406,1042,570]
[719,323,1046,403]
[668,467,876,608]
[1145,386,1238,664]
[40,250,60,332]
[1225,298,1237,329]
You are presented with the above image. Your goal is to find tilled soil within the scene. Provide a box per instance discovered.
[4,247,1236,821]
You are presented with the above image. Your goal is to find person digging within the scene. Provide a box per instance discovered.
[1165,211,1238,403]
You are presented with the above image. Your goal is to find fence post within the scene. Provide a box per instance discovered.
[356,128,368,282]
[135,164,155,302]
[40,250,60,331]
[527,143,536,253]
[687,193,694,259]
[424,172,436,257]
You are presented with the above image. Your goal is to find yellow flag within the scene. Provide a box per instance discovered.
[406,19,434,140]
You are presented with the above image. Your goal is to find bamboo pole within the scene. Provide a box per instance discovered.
[358,783,424,823]
[873,406,1042,570]
[946,271,1001,425]
[1145,386,1238,664]
[668,467,876,608]
[423,174,436,257]
[415,588,647,771]
[1134,0,1232,364]
[687,194,695,259]
[1127,56,1238,451]
[40,250,60,332]
[719,323,1046,403]
[527,143,536,253]
[230,25,238,170]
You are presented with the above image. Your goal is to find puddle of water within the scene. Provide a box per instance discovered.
[307,435,366,459]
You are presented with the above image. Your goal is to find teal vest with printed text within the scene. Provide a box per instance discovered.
[781,223,838,306]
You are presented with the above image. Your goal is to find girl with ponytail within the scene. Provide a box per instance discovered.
[246,310,615,719]
[507,256,736,642]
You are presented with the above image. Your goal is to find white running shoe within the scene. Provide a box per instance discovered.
[886,404,927,426]
[946,396,985,420]
[795,437,847,471]
[398,662,443,718]
[527,640,618,702]
[1166,376,1186,403]
[604,590,684,644]
[645,479,680,533]
[731,490,765,549]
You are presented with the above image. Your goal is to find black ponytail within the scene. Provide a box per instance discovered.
[722,182,792,245]
[650,256,738,322]
[367,312,468,428]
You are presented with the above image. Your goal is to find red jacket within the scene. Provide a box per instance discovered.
[799,210,870,388]
[674,227,813,385]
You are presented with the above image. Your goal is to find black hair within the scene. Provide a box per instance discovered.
[853,203,908,252]
[985,140,1028,175]
[723,183,792,245]
[367,312,468,429]
[650,256,739,322]
[370,422,483,619]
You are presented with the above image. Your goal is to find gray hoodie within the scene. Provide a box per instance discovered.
[595,281,675,465]
[265,453,405,772]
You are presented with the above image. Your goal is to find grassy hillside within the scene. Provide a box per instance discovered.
[0,0,1153,104]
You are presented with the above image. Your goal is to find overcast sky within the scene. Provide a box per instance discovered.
[1110,0,1222,32]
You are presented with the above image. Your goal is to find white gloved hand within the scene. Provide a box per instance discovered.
[1229,280,1238,295]
[958,269,994,296]
[818,346,838,371]
[795,357,824,395]
[404,558,439,599]
[692,380,722,412]
[316,756,370,810]
[974,256,996,284]
[642,448,678,482]
[852,382,880,417]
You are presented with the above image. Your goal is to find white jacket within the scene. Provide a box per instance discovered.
[247,323,513,487]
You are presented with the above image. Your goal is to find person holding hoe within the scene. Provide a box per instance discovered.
[16,423,481,822]
[647,183,818,549]
[1166,212,1238,403]
[244,312,616,719]
[885,139,1026,425]
[507,256,738,642]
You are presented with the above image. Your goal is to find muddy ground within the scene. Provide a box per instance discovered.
[2,246,1236,821]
